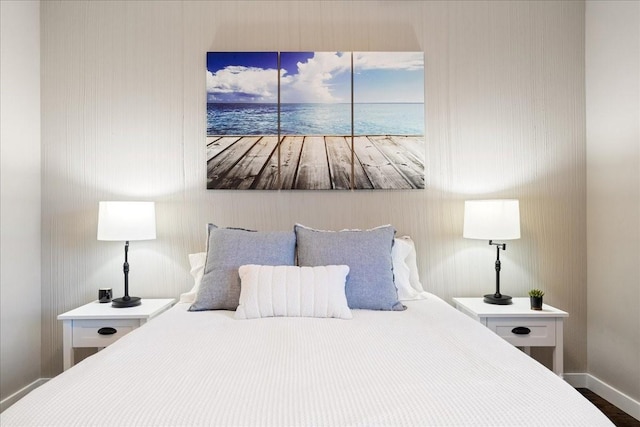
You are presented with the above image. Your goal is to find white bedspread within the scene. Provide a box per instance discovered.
[2,295,612,426]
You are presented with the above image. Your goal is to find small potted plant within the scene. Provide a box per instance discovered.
[528,289,545,310]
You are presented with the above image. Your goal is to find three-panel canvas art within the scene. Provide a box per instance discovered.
[206,51,425,190]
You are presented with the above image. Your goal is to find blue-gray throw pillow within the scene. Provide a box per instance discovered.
[294,224,406,311]
[189,224,296,311]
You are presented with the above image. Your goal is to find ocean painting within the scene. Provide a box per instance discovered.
[206,51,425,190]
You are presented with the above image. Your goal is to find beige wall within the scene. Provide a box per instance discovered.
[40,0,588,377]
[0,0,42,403]
[586,0,640,405]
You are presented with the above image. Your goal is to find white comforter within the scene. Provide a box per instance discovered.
[2,295,612,426]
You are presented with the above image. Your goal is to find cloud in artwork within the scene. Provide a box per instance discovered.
[207,66,278,103]
[353,52,424,72]
[280,52,352,104]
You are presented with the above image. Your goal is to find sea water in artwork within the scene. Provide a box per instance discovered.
[206,102,423,136]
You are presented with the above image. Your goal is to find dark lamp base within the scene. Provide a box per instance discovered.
[111,296,141,308]
[484,294,512,305]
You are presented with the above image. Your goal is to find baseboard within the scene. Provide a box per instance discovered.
[564,373,589,388]
[565,373,640,421]
[0,378,49,413]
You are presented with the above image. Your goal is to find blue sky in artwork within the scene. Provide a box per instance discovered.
[354,52,424,103]
[206,51,424,104]
[207,52,277,73]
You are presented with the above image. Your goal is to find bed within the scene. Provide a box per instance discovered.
[1,224,613,426]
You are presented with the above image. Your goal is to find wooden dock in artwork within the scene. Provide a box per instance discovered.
[206,135,425,190]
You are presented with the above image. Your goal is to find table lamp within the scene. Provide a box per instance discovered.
[97,201,156,308]
[463,199,520,305]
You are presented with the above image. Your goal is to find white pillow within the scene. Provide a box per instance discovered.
[179,252,207,303]
[235,265,352,320]
[392,236,428,300]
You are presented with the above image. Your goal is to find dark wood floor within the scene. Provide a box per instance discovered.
[577,388,640,427]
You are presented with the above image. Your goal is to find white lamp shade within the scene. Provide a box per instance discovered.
[97,201,156,241]
[463,199,520,241]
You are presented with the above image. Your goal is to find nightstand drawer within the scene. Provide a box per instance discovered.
[487,317,556,347]
[72,319,138,348]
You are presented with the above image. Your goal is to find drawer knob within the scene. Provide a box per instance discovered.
[97,327,117,335]
[511,326,531,335]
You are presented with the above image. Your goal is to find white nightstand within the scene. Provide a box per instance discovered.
[57,298,175,370]
[453,297,569,376]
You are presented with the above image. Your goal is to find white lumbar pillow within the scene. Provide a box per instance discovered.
[235,265,352,320]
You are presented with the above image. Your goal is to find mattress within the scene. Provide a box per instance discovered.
[1,294,612,426]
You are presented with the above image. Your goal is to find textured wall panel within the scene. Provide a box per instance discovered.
[586,0,640,405]
[40,0,587,377]
[0,0,42,402]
